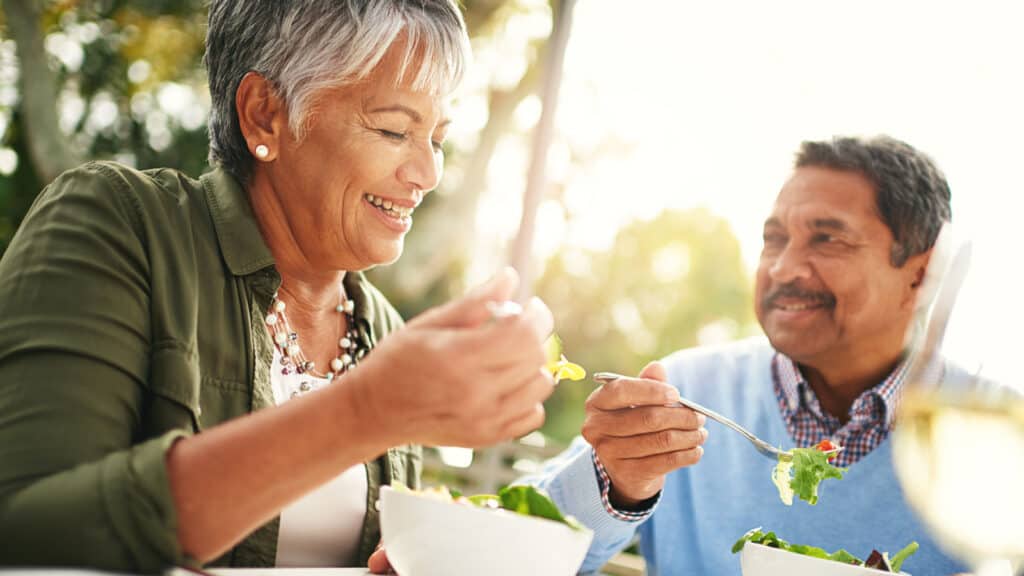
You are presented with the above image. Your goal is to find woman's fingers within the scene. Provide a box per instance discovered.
[367,546,393,574]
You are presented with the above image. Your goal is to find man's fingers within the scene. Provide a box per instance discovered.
[586,376,681,411]
[608,446,705,475]
[583,405,705,437]
[638,361,668,382]
[592,428,708,460]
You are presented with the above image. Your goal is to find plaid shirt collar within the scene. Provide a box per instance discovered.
[773,352,910,432]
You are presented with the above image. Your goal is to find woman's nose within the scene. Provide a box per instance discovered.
[398,140,443,194]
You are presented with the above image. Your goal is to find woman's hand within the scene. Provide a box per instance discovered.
[367,545,393,574]
[351,268,556,448]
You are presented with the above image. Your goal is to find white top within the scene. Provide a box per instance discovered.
[270,349,368,567]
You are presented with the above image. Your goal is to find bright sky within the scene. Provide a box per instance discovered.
[466,0,1024,388]
[559,0,1024,266]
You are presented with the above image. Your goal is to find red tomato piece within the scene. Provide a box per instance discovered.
[815,439,840,460]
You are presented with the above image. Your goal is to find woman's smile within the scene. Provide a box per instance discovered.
[364,193,415,233]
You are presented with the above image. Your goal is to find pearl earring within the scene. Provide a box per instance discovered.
[255,144,270,159]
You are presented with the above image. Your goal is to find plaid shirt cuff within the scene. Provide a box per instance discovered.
[591,449,658,522]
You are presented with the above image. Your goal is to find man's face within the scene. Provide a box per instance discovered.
[755,166,925,369]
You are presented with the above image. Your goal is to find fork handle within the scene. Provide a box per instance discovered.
[594,371,785,460]
[673,398,769,447]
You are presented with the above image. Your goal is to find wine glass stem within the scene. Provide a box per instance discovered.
[974,558,1015,576]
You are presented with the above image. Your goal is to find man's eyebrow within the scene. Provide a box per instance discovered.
[809,218,851,232]
[763,217,782,229]
[367,104,452,129]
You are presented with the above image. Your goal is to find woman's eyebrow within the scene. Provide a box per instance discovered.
[367,104,451,129]
[367,104,422,122]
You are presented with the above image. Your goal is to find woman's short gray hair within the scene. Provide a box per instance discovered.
[205,0,471,183]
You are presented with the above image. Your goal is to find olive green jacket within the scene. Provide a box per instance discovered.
[0,162,420,571]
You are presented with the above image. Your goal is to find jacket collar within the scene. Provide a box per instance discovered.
[200,168,275,276]
[343,271,378,331]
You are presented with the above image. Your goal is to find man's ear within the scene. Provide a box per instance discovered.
[910,251,930,288]
[904,248,933,307]
[236,72,287,162]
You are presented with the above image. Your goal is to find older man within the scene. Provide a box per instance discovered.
[522,136,969,574]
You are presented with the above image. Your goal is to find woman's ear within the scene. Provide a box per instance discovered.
[236,72,286,162]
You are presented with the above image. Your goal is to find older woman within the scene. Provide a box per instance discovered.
[0,0,555,571]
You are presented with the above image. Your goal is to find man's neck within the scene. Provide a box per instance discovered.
[798,351,904,423]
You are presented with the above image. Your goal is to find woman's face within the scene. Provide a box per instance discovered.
[268,48,450,272]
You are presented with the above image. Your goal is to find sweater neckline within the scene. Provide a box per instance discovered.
[760,371,894,470]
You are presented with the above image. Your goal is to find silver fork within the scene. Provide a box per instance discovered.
[592,372,842,462]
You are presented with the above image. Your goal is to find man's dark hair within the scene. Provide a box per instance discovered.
[795,135,952,267]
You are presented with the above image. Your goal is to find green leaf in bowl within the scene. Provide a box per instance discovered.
[498,485,585,531]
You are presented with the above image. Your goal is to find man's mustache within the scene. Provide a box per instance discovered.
[763,283,836,309]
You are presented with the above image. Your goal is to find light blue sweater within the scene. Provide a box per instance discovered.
[524,338,968,575]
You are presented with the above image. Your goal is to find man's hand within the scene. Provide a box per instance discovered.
[351,267,556,449]
[582,362,707,508]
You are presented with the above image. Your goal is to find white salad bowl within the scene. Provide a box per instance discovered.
[379,486,594,576]
[741,542,910,576]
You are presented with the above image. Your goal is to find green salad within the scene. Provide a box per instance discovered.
[394,483,585,531]
[733,528,919,573]
[772,441,846,505]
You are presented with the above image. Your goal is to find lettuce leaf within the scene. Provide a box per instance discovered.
[772,447,846,505]
[394,483,585,531]
[732,528,918,573]
[497,485,585,531]
[771,459,795,505]
[890,541,919,573]
[790,447,845,504]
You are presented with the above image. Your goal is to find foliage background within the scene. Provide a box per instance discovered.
[0,0,755,445]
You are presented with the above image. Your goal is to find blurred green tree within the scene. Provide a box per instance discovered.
[534,208,758,442]
[1,0,210,250]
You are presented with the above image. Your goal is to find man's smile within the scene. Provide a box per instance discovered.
[763,285,837,314]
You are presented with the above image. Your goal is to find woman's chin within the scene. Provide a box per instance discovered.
[353,243,405,270]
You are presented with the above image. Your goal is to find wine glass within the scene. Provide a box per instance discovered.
[893,230,1024,576]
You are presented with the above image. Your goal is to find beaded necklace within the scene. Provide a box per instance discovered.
[264,283,364,384]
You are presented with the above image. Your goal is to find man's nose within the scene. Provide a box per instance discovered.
[769,244,812,284]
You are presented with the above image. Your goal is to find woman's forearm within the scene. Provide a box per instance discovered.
[167,377,392,562]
